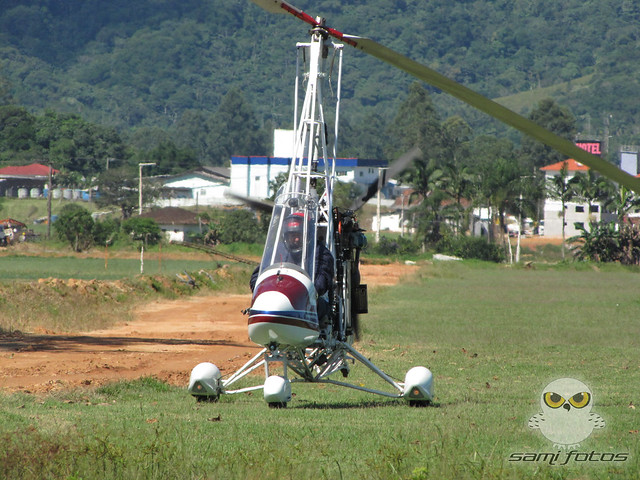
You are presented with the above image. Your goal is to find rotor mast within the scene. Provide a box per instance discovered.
[287,18,342,250]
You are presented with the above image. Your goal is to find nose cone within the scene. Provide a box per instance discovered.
[248,266,318,347]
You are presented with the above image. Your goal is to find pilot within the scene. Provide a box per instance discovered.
[250,212,334,322]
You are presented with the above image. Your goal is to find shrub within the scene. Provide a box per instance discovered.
[54,203,95,252]
[368,235,420,256]
[570,222,640,265]
[121,217,162,246]
[435,235,505,263]
[92,217,120,246]
[218,209,264,244]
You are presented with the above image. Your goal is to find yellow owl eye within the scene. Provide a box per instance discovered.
[569,392,590,409]
[544,392,565,408]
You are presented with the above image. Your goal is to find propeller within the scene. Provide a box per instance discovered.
[250,0,640,194]
[350,146,423,211]
[227,191,274,213]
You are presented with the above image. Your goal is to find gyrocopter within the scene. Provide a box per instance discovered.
[188,1,432,407]
[189,0,640,407]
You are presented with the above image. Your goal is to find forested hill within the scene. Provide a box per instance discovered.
[2,0,640,157]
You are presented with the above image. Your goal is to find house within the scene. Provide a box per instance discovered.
[371,187,419,234]
[0,163,58,198]
[138,207,203,243]
[540,158,614,237]
[156,166,235,208]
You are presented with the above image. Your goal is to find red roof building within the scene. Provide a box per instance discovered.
[0,163,59,178]
[539,159,589,172]
[0,163,59,198]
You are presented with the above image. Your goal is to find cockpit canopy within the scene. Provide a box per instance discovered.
[259,192,317,280]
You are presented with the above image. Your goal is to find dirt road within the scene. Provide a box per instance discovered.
[0,263,417,394]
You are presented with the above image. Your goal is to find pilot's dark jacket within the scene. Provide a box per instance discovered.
[250,242,334,296]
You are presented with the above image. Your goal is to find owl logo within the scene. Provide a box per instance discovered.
[528,378,605,448]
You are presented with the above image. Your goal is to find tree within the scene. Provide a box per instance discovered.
[139,140,199,175]
[54,203,95,252]
[339,113,388,159]
[0,75,13,106]
[546,162,579,259]
[406,156,449,245]
[121,217,162,246]
[473,136,526,243]
[520,98,577,171]
[209,88,269,164]
[33,111,127,176]
[571,170,614,230]
[439,116,472,167]
[218,209,263,244]
[0,106,36,159]
[94,167,159,219]
[171,109,214,162]
[605,185,640,225]
[441,161,476,235]
[385,83,442,163]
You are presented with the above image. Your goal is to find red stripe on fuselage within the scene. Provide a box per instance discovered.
[253,273,311,311]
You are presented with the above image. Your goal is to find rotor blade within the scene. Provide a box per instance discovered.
[350,146,423,211]
[249,0,640,194]
[250,0,359,46]
[227,191,274,213]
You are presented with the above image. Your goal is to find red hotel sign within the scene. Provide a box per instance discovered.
[575,141,602,155]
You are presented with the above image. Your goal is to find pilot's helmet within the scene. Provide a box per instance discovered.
[283,212,305,255]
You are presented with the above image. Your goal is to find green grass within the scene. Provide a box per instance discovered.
[1,260,639,479]
[0,256,254,333]
[0,254,226,281]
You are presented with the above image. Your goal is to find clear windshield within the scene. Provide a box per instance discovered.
[259,192,317,279]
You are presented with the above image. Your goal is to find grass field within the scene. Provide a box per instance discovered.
[1,260,639,479]
[0,253,227,281]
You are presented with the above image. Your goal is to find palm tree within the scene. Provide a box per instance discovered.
[441,161,477,235]
[406,157,448,245]
[605,185,640,225]
[545,162,579,260]
[571,170,614,230]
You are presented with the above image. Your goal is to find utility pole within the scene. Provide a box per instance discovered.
[47,162,52,239]
[138,163,156,215]
[400,192,406,237]
[375,167,387,243]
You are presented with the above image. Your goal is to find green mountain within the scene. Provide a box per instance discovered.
[2,0,640,157]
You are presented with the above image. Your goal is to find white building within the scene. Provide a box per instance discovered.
[139,207,203,242]
[156,167,237,207]
[229,128,387,199]
[540,158,614,237]
[229,155,387,199]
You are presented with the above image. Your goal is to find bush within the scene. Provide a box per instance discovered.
[54,203,95,252]
[570,222,640,265]
[218,209,264,244]
[368,235,421,256]
[121,217,162,246]
[435,235,505,263]
[93,217,120,246]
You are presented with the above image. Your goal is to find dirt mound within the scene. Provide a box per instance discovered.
[0,262,418,394]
